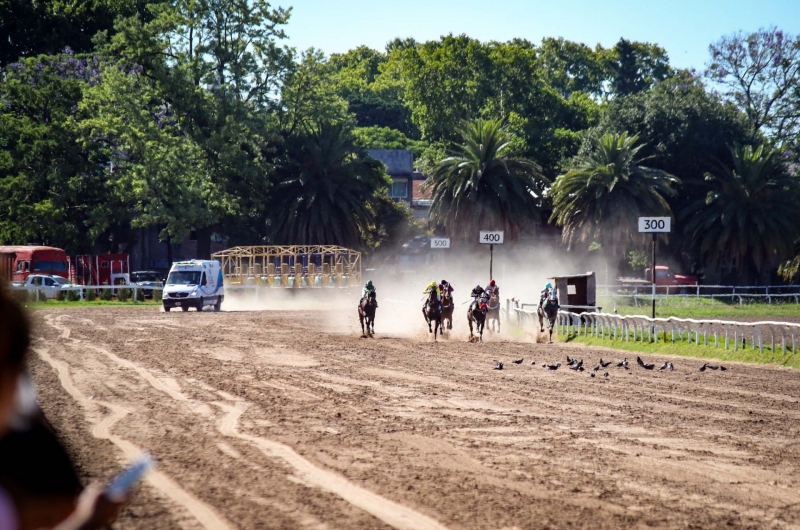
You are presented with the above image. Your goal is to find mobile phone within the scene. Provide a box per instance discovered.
[105,452,155,501]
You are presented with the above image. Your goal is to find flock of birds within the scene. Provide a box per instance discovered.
[492,355,728,377]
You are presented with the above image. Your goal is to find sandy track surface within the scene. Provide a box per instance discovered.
[28,307,800,529]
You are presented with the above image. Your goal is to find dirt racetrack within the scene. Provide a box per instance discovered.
[28,307,800,529]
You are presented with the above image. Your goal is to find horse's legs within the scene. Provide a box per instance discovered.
[538,309,545,333]
[468,315,474,338]
[423,308,432,332]
[359,311,365,335]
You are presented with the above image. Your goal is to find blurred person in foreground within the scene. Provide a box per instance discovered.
[0,287,128,530]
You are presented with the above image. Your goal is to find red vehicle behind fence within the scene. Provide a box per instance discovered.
[0,246,70,282]
[69,254,130,286]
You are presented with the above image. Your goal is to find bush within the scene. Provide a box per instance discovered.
[56,289,67,301]
[66,289,80,302]
[116,288,131,302]
[153,288,162,302]
[99,286,113,301]
[86,288,97,301]
[12,289,28,303]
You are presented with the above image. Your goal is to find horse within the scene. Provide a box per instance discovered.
[422,289,442,340]
[538,291,559,343]
[358,291,377,337]
[468,302,487,342]
[485,293,501,333]
[440,289,454,331]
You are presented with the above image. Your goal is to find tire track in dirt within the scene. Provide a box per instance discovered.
[34,347,235,530]
[78,338,450,529]
[213,401,449,530]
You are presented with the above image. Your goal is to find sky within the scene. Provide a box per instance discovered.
[283,0,800,71]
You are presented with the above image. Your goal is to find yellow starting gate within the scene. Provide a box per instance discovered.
[211,246,361,288]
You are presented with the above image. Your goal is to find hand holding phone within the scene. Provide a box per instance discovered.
[105,452,154,502]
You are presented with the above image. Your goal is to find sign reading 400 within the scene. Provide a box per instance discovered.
[479,231,504,244]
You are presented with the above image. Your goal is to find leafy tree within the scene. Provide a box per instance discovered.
[353,126,428,157]
[270,122,391,247]
[78,64,219,244]
[424,119,548,242]
[550,131,679,252]
[0,52,119,252]
[537,37,606,98]
[0,0,154,66]
[705,27,800,146]
[683,144,800,283]
[608,38,672,97]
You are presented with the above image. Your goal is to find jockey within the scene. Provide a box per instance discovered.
[362,280,377,307]
[423,281,442,312]
[485,279,499,300]
[470,284,485,310]
[539,282,556,308]
[439,279,454,295]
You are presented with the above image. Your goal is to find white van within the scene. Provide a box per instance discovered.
[162,260,224,312]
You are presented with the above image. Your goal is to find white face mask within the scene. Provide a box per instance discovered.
[8,371,39,430]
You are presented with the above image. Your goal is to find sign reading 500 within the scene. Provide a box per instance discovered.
[479,231,504,244]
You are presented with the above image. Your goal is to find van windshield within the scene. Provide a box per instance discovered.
[166,271,201,286]
[132,272,160,283]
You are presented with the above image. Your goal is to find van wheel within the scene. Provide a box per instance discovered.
[214,297,221,312]
[197,298,204,312]
[164,306,170,312]
[181,306,189,312]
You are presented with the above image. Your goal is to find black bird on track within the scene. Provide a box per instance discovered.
[707,364,720,370]
[494,361,504,370]
[590,372,596,378]
[659,362,669,371]
[637,356,655,370]
[668,362,675,371]
[699,363,707,372]
[603,371,609,377]
[599,359,612,368]
[530,360,537,365]
[720,366,727,371]
[512,358,524,365]
[566,356,576,365]
[547,363,561,370]
[593,365,600,372]
[617,358,629,368]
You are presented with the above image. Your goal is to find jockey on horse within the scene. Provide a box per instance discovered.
[485,279,499,300]
[423,281,442,312]
[469,284,486,310]
[361,280,377,307]
[439,279,454,297]
[538,282,555,310]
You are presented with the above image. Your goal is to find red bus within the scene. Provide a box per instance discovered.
[0,246,70,282]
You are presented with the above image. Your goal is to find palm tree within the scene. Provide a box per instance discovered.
[550,131,679,251]
[424,119,548,242]
[271,122,390,247]
[683,143,800,282]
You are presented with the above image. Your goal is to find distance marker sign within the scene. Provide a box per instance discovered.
[479,231,504,244]
[430,238,450,249]
[638,217,671,233]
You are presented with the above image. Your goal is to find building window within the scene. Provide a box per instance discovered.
[389,178,409,199]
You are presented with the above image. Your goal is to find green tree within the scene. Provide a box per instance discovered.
[537,37,606,98]
[270,122,391,247]
[608,38,672,97]
[683,144,800,283]
[353,126,427,157]
[550,131,679,251]
[424,119,548,242]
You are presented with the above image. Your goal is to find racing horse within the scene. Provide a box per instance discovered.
[358,290,377,337]
[422,289,442,340]
[485,293,501,333]
[468,302,488,342]
[440,289,454,331]
[538,288,559,343]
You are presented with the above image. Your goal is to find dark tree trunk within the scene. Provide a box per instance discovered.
[196,226,213,260]
[165,235,172,267]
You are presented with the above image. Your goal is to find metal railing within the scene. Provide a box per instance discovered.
[557,311,800,355]
[7,284,163,302]
[598,284,800,305]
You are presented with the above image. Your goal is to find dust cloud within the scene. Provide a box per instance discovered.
[220,242,605,339]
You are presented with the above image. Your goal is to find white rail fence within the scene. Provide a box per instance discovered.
[8,284,163,302]
[599,284,800,305]
[556,311,800,355]
[507,299,799,355]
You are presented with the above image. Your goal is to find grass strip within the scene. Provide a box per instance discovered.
[560,333,800,370]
